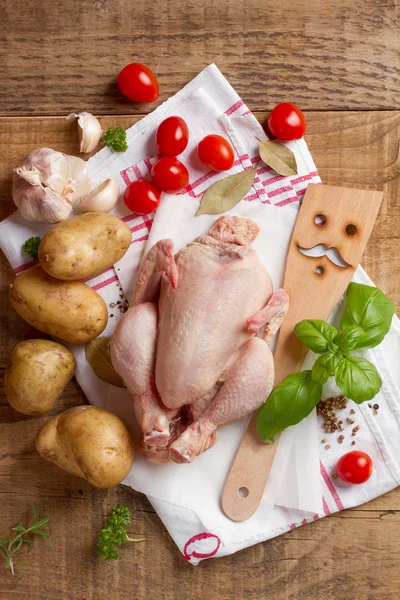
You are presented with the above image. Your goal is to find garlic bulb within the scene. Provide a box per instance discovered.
[13,148,72,223]
[67,112,102,153]
[13,175,72,223]
[75,179,120,213]
[64,155,91,204]
[14,148,68,194]
[13,148,91,223]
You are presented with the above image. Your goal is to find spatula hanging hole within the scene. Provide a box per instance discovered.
[316,266,324,275]
[345,224,357,236]
[314,214,326,226]
[238,487,249,498]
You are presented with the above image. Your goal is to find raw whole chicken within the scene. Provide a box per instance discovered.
[111,216,289,463]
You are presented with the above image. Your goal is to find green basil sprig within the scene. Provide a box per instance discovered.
[257,282,396,443]
[256,371,322,443]
[341,283,396,349]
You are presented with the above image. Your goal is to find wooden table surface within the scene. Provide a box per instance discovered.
[1,1,399,598]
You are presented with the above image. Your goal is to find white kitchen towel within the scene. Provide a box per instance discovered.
[1,64,399,564]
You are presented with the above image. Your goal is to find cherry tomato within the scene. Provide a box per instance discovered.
[151,156,189,193]
[124,180,161,215]
[197,134,234,171]
[117,63,159,103]
[267,103,306,141]
[336,451,373,485]
[156,116,189,156]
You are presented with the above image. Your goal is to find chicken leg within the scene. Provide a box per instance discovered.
[169,336,275,463]
[110,302,171,446]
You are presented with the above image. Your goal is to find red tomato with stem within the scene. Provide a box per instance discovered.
[267,103,306,141]
[336,451,373,485]
[151,156,189,193]
[118,63,159,102]
[197,134,234,171]
[156,116,189,156]
[124,180,161,215]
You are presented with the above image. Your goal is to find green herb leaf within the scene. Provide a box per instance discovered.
[0,502,51,579]
[22,237,41,260]
[86,337,125,388]
[97,505,144,562]
[294,320,338,354]
[258,139,298,176]
[341,282,396,349]
[104,126,128,152]
[256,371,322,443]
[335,325,366,353]
[311,352,341,385]
[335,356,382,403]
[196,168,257,216]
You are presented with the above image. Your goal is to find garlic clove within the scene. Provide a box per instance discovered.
[13,175,72,223]
[13,148,68,194]
[75,179,120,214]
[64,154,91,204]
[67,112,102,154]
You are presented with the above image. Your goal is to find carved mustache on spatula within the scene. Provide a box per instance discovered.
[297,244,351,268]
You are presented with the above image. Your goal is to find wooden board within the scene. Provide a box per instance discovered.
[1,0,399,115]
[0,110,399,599]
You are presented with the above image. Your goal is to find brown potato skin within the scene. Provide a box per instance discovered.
[4,340,76,415]
[9,265,108,343]
[36,406,135,488]
[38,212,131,280]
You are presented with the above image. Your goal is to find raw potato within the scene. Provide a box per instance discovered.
[36,406,135,488]
[9,265,108,343]
[4,340,76,415]
[38,212,131,280]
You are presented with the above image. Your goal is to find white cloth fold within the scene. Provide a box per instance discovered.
[1,64,399,564]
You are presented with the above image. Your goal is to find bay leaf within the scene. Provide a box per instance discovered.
[85,337,125,388]
[196,167,257,216]
[258,139,298,176]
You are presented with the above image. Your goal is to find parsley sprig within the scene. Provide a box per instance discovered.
[0,502,51,579]
[97,505,144,561]
[104,127,128,152]
[22,236,41,260]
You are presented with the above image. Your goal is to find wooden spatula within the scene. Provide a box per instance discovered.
[222,183,383,522]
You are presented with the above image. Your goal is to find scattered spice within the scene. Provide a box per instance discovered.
[110,302,116,308]
[368,404,372,409]
[351,441,356,446]
[325,445,331,450]
[346,418,355,424]
[350,409,356,414]
[352,425,360,436]
[338,435,345,444]
[321,439,327,444]
[332,473,338,479]
[317,395,348,433]
[373,404,379,410]
[110,314,114,318]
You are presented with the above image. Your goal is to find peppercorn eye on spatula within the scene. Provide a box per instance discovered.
[222,183,383,522]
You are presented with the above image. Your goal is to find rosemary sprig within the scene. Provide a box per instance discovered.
[0,502,51,579]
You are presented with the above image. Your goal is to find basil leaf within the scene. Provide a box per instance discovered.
[256,371,322,443]
[311,352,340,385]
[341,282,396,349]
[294,320,338,354]
[335,356,382,403]
[335,325,366,353]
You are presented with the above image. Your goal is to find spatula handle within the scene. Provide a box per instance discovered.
[221,330,307,522]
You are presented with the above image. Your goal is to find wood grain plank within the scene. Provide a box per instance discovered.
[0,111,399,598]
[1,0,399,115]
